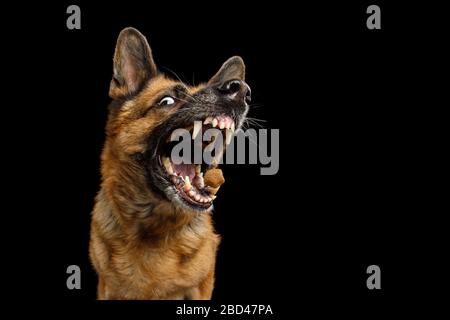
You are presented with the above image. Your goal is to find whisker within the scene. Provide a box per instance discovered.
[175,96,192,105]
[243,117,266,129]
[178,90,201,103]
[159,66,201,103]
[246,117,267,123]
[161,66,187,84]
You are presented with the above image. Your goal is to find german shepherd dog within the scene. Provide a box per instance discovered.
[89,27,250,299]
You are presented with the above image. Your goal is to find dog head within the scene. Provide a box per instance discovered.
[103,27,250,214]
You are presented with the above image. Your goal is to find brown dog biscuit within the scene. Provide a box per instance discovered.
[204,168,225,188]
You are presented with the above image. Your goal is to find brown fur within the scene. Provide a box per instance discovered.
[89,29,224,300]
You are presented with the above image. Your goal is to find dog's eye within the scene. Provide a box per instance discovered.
[158,96,175,106]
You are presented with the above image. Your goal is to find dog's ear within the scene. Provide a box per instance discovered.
[109,27,157,99]
[208,56,245,87]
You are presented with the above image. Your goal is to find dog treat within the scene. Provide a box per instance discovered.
[204,168,225,189]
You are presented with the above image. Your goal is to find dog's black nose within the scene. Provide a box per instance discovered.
[217,79,251,104]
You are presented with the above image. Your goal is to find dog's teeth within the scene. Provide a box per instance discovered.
[162,157,174,175]
[184,176,191,191]
[192,121,202,140]
[195,194,201,201]
[198,176,204,188]
[212,118,218,128]
[219,120,225,129]
[225,117,232,129]
[231,122,235,132]
[188,190,195,197]
[204,117,212,125]
[214,146,224,164]
[211,195,217,200]
[225,129,233,145]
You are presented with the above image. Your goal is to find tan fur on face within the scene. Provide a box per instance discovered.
[108,76,204,155]
[89,27,247,300]
[90,75,220,300]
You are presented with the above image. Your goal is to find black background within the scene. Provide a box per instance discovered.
[5,0,447,317]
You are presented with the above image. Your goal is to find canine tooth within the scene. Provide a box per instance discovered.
[219,120,225,129]
[192,121,202,140]
[198,178,204,188]
[212,118,218,128]
[195,194,201,201]
[231,122,235,132]
[162,157,173,175]
[225,118,231,129]
[211,195,217,200]
[225,129,233,145]
[214,147,224,164]
[184,176,191,191]
[196,172,205,188]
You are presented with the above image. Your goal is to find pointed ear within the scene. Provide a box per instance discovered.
[208,56,246,86]
[109,27,157,99]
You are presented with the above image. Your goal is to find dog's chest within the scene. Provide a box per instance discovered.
[111,232,218,298]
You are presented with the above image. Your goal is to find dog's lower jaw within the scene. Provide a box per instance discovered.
[165,185,214,214]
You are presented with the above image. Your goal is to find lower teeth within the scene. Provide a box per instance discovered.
[162,156,214,204]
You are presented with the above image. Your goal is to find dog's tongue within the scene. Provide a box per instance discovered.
[171,163,196,181]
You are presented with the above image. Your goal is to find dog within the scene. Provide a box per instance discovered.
[89,27,250,299]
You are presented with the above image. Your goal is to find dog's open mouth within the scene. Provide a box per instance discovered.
[158,115,235,210]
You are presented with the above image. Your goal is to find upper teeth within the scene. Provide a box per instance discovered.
[193,116,235,141]
[225,129,233,145]
[192,121,202,140]
[162,157,174,175]
[184,176,191,191]
[160,115,236,205]
[203,116,235,130]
